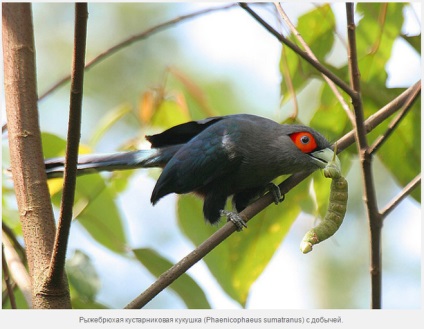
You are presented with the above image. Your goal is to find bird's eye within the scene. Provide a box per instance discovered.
[290,131,318,153]
[300,135,310,144]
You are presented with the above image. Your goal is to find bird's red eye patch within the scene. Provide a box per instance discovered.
[290,132,317,153]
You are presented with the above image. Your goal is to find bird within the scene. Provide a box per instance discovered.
[45,114,338,228]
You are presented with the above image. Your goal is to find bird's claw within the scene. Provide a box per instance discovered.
[267,183,285,205]
[220,210,247,231]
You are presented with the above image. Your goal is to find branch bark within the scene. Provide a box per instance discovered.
[380,174,421,219]
[46,3,88,292]
[346,3,382,309]
[2,3,70,308]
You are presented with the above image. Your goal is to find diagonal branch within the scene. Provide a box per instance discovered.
[45,3,88,292]
[274,2,356,126]
[2,244,17,308]
[369,83,421,155]
[380,174,421,219]
[124,82,419,308]
[239,2,355,99]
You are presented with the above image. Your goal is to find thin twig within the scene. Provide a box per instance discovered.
[239,3,355,99]
[369,85,421,155]
[2,245,17,308]
[124,82,419,308]
[336,81,420,153]
[274,2,356,126]
[380,174,421,219]
[38,3,237,101]
[46,3,88,290]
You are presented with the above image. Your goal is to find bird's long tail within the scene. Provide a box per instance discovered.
[45,149,166,178]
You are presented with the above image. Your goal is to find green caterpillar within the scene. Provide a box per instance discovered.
[300,145,348,254]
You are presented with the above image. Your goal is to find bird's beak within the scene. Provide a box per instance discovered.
[309,147,341,170]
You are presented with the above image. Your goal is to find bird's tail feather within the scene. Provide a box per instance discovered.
[45,149,161,178]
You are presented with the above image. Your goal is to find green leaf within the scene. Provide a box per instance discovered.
[150,99,191,129]
[305,81,354,153]
[89,103,134,147]
[106,170,135,194]
[41,132,67,158]
[296,4,335,60]
[401,34,420,54]
[358,84,421,202]
[376,105,421,201]
[52,174,128,253]
[2,286,30,309]
[66,250,101,302]
[133,248,211,309]
[310,171,333,220]
[177,181,304,307]
[356,3,405,84]
[76,175,128,253]
[43,133,129,253]
[280,4,335,102]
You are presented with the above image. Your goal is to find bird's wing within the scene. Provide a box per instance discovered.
[145,116,225,148]
[150,119,242,203]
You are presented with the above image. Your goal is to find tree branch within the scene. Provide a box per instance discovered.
[380,174,421,219]
[2,244,17,308]
[2,3,70,308]
[46,3,88,293]
[239,2,355,99]
[274,2,356,126]
[346,3,382,309]
[336,81,420,153]
[369,84,421,155]
[124,82,419,308]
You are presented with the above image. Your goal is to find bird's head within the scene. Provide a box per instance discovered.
[280,125,341,173]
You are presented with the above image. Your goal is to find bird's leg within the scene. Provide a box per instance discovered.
[220,210,247,231]
[267,182,285,205]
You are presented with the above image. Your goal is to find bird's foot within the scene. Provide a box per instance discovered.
[267,183,285,205]
[220,210,247,231]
